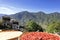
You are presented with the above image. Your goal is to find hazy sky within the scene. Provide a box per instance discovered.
[0,0,60,15]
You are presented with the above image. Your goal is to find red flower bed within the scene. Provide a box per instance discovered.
[20,32,60,40]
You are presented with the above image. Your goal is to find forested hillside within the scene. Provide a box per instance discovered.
[10,11,60,26]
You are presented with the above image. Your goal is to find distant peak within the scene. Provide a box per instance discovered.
[50,12,60,14]
[22,11,29,13]
[37,11,44,13]
[17,11,29,14]
[22,11,28,12]
[53,12,60,13]
[37,11,45,14]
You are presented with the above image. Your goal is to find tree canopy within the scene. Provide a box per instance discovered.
[46,21,60,33]
[25,20,43,32]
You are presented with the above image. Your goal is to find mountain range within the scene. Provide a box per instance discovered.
[0,14,6,17]
[0,14,6,19]
[0,11,60,27]
[9,11,60,27]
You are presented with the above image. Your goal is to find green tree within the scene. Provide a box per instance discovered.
[0,20,4,29]
[46,21,60,33]
[25,20,43,32]
[0,20,3,25]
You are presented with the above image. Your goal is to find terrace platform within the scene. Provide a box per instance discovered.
[0,30,22,40]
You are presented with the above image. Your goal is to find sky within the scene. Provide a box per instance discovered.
[0,0,60,15]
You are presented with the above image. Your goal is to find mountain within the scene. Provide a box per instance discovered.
[0,14,6,17]
[0,14,6,19]
[10,11,60,26]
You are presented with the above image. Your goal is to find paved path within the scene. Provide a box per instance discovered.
[0,31,22,40]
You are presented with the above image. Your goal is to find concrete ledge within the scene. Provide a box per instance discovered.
[0,30,22,40]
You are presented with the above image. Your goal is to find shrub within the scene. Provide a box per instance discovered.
[25,20,43,32]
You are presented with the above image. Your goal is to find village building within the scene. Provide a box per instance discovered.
[2,16,11,26]
[12,20,19,30]
[2,16,20,30]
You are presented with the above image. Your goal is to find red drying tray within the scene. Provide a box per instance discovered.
[20,32,60,40]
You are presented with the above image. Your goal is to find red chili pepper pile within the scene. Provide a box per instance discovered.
[20,32,60,40]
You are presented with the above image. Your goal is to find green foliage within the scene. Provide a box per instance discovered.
[46,21,60,33]
[55,22,60,32]
[10,11,60,26]
[0,20,3,25]
[25,20,43,32]
[0,20,4,29]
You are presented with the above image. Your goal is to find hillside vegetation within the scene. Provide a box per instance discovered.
[0,11,60,34]
[10,11,60,27]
